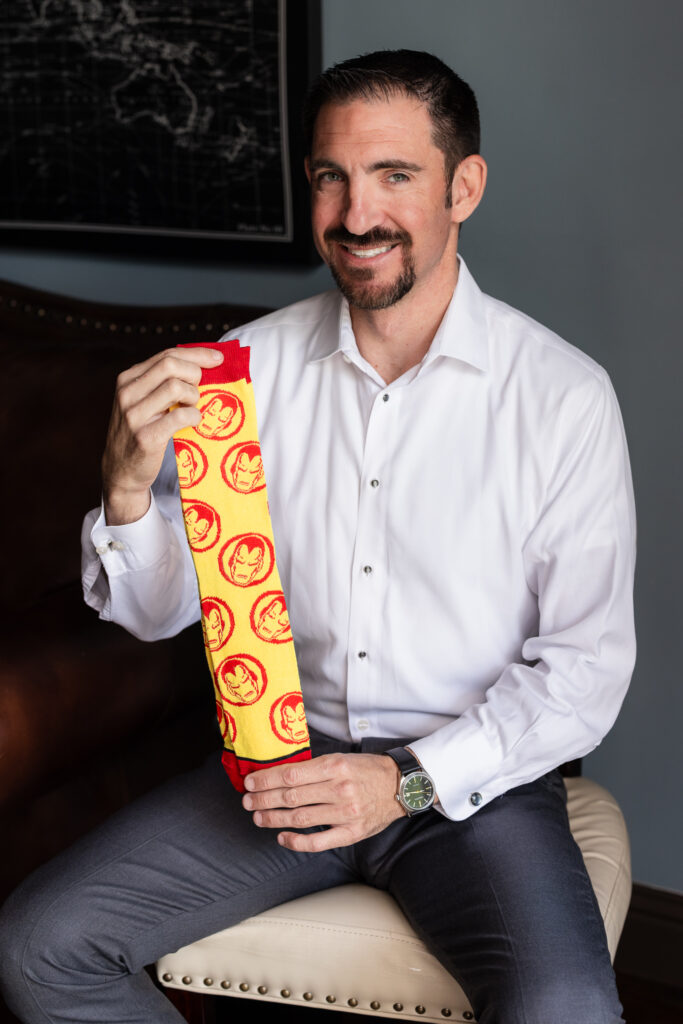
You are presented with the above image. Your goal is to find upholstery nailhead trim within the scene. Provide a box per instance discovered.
[257,986,268,994]
[463,1013,474,1021]
[181,976,191,985]
[303,992,313,1001]
[393,1003,404,1012]
[280,989,291,998]
[239,982,249,991]
[416,1006,426,1014]
[220,981,231,990]
[203,978,213,987]
[162,973,172,983]
[441,1010,452,1018]
[370,1001,381,1010]
[348,998,358,1007]
[326,995,336,1003]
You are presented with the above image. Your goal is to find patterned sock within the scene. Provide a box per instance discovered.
[173,339,311,792]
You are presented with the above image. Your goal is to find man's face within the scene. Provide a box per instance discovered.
[229,542,263,584]
[282,701,308,743]
[258,598,289,640]
[226,662,259,703]
[200,397,234,436]
[306,94,458,311]
[232,451,263,492]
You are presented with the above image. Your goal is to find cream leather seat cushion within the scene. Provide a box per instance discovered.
[157,777,631,1023]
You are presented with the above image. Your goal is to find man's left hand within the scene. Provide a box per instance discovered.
[242,753,403,852]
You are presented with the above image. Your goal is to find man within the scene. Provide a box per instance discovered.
[0,51,634,1023]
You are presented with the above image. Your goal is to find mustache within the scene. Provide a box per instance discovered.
[324,226,411,247]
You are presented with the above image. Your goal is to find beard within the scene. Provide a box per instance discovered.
[323,226,416,311]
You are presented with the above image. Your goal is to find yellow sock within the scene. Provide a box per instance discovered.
[173,339,310,791]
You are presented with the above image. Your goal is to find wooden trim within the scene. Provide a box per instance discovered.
[615,883,683,990]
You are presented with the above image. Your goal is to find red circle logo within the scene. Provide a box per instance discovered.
[201,596,235,652]
[195,389,245,440]
[219,533,274,587]
[217,654,268,707]
[182,500,221,552]
[250,590,292,644]
[216,701,237,744]
[175,438,208,489]
[269,692,309,746]
[221,441,266,494]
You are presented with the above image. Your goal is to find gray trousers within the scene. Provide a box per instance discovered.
[0,730,623,1024]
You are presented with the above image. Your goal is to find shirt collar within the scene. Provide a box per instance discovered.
[306,255,489,373]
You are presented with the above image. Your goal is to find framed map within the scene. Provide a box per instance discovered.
[0,0,321,263]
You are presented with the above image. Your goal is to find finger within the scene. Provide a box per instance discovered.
[276,826,356,853]
[244,754,341,793]
[121,376,202,434]
[243,781,333,813]
[252,803,344,831]
[117,345,223,391]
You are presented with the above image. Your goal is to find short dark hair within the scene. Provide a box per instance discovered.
[302,49,480,188]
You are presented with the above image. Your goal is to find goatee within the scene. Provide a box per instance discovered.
[323,227,416,311]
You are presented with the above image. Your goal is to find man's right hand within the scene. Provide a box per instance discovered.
[102,346,224,525]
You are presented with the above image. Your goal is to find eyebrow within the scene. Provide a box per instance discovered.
[308,158,423,174]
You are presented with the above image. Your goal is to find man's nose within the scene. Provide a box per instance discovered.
[340,178,383,237]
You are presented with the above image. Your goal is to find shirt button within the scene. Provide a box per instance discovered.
[358,651,367,659]
[469,792,483,807]
[370,479,380,488]
[363,565,373,574]
[382,393,389,402]
[357,719,370,731]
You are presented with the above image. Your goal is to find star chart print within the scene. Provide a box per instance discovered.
[0,1,294,241]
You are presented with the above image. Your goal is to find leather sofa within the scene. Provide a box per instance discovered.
[0,277,268,1023]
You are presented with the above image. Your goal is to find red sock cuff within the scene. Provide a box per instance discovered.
[178,339,251,385]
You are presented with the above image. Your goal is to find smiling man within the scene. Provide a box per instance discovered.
[0,52,635,1024]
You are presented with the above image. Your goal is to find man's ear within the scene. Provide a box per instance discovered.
[450,154,487,226]
[304,156,312,184]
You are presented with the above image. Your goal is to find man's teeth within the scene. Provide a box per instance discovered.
[347,245,394,258]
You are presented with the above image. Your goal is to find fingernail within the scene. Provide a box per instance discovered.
[244,775,254,790]
[253,812,262,826]
[243,795,253,810]
[210,349,223,362]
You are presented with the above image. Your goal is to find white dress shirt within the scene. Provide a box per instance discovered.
[82,257,636,820]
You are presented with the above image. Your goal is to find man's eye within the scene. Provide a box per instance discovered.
[387,172,409,183]
[318,171,343,185]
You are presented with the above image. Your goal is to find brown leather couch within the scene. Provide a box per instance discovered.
[0,278,269,1023]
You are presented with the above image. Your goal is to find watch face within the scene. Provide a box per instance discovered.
[401,771,434,812]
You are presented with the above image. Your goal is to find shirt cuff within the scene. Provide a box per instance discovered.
[89,492,172,576]
[410,719,503,821]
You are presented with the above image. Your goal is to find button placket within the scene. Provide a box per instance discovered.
[345,388,395,739]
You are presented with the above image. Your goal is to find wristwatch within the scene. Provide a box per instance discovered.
[384,747,436,816]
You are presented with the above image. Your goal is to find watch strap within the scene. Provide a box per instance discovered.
[385,746,422,777]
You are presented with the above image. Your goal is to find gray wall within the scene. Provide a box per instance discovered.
[2,0,681,892]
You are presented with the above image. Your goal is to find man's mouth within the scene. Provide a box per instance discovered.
[343,244,397,258]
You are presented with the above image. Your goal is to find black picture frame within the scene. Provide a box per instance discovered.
[0,1,321,265]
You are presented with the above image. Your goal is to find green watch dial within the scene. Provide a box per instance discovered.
[402,772,435,810]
